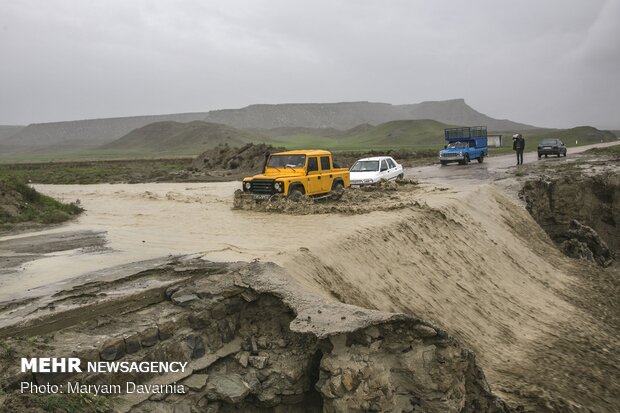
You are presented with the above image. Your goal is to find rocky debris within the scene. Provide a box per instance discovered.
[205,373,251,404]
[520,171,618,265]
[561,220,613,267]
[183,374,208,391]
[100,337,126,361]
[233,179,422,215]
[191,143,286,173]
[0,259,512,413]
[124,331,142,354]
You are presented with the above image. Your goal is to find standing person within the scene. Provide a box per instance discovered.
[512,133,525,165]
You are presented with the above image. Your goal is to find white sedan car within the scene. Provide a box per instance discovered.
[349,156,404,186]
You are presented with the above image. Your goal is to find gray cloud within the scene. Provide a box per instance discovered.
[0,0,618,128]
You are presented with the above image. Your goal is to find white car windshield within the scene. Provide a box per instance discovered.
[447,142,467,149]
[350,160,379,172]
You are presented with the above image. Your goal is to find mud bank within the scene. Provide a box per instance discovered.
[278,184,619,412]
[519,171,619,266]
[0,259,510,413]
[0,230,107,274]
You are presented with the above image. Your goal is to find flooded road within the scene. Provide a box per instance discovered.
[0,182,408,302]
[406,141,619,183]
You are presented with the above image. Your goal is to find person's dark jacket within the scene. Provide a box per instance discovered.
[513,136,525,150]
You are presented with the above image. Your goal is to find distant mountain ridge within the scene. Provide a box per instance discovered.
[2,99,537,153]
[205,99,536,131]
[0,125,24,142]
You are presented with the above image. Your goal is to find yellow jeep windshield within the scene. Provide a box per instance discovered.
[268,154,306,168]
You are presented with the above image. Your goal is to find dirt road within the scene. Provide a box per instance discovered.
[406,140,619,183]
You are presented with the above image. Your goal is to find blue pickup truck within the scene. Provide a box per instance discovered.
[439,126,488,165]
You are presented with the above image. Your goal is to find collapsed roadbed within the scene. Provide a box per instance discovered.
[0,258,510,413]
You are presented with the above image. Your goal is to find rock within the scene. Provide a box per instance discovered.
[185,335,206,359]
[412,324,438,338]
[75,347,99,370]
[365,326,381,339]
[100,337,126,361]
[158,320,176,341]
[236,351,249,368]
[218,318,236,343]
[256,336,268,349]
[257,389,281,406]
[563,219,613,267]
[562,239,594,262]
[241,290,258,302]
[328,375,345,397]
[140,327,160,347]
[183,374,209,391]
[244,370,261,393]
[206,373,251,404]
[124,332,142,354]
[384,341,412,353]
[171,293,199,305]
[211,303,227,320]
[188,310,212,330]
[248,355,268,369]
[341,369,357,391]
[172,402,192,413]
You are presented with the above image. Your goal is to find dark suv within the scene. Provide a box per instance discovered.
[538,139,567,158]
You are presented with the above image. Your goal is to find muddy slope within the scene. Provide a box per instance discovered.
[0,259,510,413]
[279,185,619,412]
[519,171,619,264]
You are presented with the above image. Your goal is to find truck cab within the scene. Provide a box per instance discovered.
[242,150,350,200]
[439,126,488,165]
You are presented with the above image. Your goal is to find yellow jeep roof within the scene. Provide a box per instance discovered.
[272,149,331,156]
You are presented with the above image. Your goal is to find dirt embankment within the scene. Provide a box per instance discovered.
[0,259,510,413]
[519,171,619,266]
[0,177,83,232]
[276,184,619,412]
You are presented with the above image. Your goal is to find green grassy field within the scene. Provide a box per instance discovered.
[261,120,450,151]
[583,145,620,156]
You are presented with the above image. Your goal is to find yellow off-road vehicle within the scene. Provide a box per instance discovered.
[241,150,350,200]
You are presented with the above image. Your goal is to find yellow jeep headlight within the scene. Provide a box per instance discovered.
[274,182,283,192]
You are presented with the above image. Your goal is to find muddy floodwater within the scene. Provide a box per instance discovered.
[0,181,416,302]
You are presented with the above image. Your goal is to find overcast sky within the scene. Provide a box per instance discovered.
[1,0,618,128]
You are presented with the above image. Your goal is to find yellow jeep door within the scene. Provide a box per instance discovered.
[320,156,334,192]
[306,157,322,194]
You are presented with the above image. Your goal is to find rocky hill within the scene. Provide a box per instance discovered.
[1,99,536,153]
[3,113,207,152]
[102,121,256,154]
[205,99,536,131]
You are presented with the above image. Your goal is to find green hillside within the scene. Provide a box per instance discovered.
[2,119,617,163]
[263,119,451,150]
[514,126,618,151]
[102,121,258,154]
